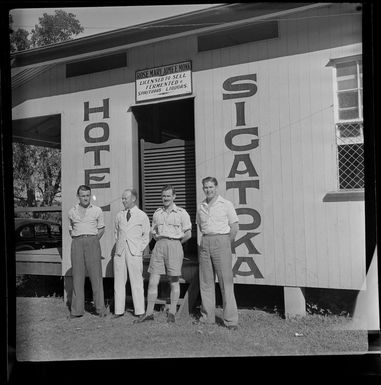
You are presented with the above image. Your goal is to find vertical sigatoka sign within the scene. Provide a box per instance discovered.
[222,74,264,281]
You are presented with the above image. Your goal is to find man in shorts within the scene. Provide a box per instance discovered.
[134,184,191,324]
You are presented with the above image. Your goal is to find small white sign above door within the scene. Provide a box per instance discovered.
[135,61,192,103]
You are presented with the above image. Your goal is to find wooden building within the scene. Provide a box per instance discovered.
[11,3,365,315]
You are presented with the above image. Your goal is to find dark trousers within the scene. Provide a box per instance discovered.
[70,235,105,315]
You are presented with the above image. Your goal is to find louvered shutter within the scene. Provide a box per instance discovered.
[140,138,196,235]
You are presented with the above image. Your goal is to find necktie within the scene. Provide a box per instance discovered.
[126,209,131,222]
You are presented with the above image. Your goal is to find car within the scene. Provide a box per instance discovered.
[14,218,62,251]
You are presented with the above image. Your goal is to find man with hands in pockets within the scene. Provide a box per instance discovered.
[113,188,150,319]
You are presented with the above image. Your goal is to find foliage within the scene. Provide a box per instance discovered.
[9,14,30,52]
[11,10,83,209]
[30,10,84,48]
[13,143,61,209]
[10,10,83,52]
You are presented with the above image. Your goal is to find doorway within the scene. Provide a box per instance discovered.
[131,97,197,257]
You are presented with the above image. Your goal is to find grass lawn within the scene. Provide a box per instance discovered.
[15,295,368,361]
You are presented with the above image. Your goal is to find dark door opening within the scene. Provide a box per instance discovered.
[131,98,197,258]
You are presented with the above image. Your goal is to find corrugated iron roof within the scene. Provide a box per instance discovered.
[11,64,54,89]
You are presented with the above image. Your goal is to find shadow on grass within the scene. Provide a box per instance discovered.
[16,276,359,317]
[16,275,64,298]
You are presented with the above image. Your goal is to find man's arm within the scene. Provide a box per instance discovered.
[181,229,191,244]
[97,207,105,240]
[97,227,105,240]
[114,214,119,240]
[180,210,192,244]
[68,213,74,238]
[141,214,151,252]
[229,222,239,242]
[151,211,158,241]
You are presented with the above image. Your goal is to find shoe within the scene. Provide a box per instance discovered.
[226,325,238,331]
[68,314,83,319]
[133,313,154,324]
[167,313,176,323]
[111,313,124,319]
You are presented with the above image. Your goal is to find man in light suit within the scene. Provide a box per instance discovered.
[113,188,150,319]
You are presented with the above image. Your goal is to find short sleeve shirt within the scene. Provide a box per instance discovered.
[196,195,238,235]
[152,204,192,239]
[68,203,105,236]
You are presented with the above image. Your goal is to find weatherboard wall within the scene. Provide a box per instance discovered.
[11,3,364,289]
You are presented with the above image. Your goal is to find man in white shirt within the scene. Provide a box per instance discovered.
[113,189,150,319]
[68,185,106,318]
[196,177,239,330]
[134,184,192,324]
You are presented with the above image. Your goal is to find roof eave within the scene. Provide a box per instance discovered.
[11,3,328,70]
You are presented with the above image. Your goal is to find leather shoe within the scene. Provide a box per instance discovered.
[111,313,124,319]
[226,325,238,331]
[167,313,176,323]
[68,314,83,319]
[133,313,154,324]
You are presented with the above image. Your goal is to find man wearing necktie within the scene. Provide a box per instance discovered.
[113,189,150,318]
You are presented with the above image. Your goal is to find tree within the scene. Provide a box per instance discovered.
[30,10,84,47]
[9,14,30,52]
[13,144,61,207]
[11,10,83,216]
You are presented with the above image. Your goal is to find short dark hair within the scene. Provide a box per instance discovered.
[202,177,218,186]
[77,185,91,195]
[161,184,176,195]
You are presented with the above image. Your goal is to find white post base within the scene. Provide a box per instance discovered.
[284,286,306,318]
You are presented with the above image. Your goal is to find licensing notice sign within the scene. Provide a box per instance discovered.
[135,61,192,102]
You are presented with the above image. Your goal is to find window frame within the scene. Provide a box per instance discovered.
[323,54,364,201]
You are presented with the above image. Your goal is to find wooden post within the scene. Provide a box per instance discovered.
[284,286,306,318]
[178,264,200,319]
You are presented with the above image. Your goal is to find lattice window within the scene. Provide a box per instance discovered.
[333,59,363,190]
[336,122,364,189]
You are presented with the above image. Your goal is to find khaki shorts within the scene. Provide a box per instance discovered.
[148,238,184,276]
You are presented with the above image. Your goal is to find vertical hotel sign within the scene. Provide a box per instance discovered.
[135,61,192,102]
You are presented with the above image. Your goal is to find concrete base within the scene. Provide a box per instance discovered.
[284,286,306,318]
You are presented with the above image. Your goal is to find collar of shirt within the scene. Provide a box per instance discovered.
[124,205,138,213]
[74,203,93,211]
[201,195,225,209]
[158,204,179,214]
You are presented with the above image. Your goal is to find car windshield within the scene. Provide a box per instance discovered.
[50,224,61,236]
[35,224,49,238]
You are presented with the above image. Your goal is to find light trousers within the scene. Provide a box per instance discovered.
[113,244,145,315]
[199,234,238,327]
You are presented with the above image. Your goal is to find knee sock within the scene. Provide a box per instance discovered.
[169,284,180,315]
[146,289,158,315]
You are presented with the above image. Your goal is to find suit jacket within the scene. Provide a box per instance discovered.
[114,206,150,256]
